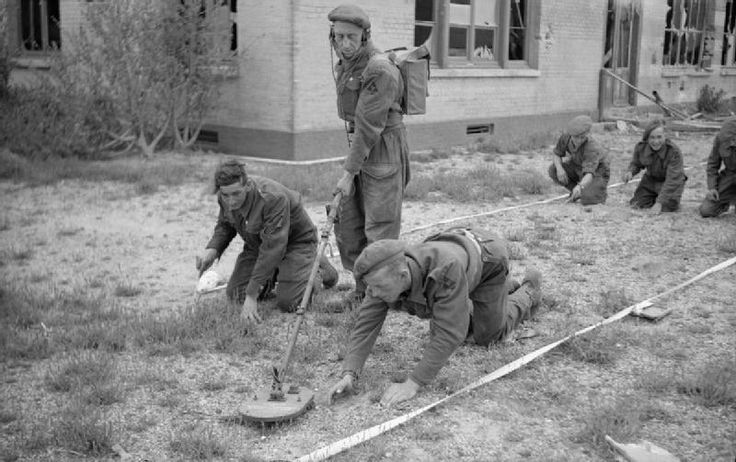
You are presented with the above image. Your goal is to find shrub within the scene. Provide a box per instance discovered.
[696,84,726,114]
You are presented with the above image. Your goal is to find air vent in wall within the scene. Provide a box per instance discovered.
[466,123,494,135]
[197,129,219,144]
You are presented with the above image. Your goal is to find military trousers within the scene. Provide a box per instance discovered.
[335,126,410,289]
[548,163,609,205]
[465,232,536,347]
[699,172,736,217]
[226,239,317,312]
[630,173,686,212]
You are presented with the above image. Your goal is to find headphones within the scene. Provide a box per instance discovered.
[329,24,370,45]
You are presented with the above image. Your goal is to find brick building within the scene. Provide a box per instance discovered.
[6,0,736,160]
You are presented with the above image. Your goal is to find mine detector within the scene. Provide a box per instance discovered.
[240,192,343,424]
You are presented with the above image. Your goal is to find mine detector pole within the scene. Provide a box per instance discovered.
[269,192,343,401]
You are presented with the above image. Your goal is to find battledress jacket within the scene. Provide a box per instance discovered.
[336,51,406,175]
[627,139,686,202]
[553,134,610,178]
[205,176,317,299]
[706,118,736,190]
[341,237,484,387]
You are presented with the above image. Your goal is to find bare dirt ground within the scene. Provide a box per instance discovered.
[1,127,735,461]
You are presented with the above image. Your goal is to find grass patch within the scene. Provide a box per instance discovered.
[574,397,642,458]
[9,246,33,262]
[716,232,736,253]
[56,226,83,237]
[45,351,125,405]
[594,288,634,317]
[555,328,622,367]
[472,130,557,154]
[169,424,229,460]
[405,164,549,202]
[677,357,736,407]
[113,281,142,298]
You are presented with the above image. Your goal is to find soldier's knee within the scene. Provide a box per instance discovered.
[547,164,558,182]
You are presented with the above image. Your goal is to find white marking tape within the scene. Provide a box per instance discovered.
[403,179,640,236]
[295,255,736,462]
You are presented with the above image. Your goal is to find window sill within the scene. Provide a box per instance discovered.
[661,66,715,78]
[721,67,736,76]
[430,66,540,79]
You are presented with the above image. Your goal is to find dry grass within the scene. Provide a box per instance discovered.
[0,130,734,461]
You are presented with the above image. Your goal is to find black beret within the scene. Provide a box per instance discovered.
[328,4,371,30]
[566,115,593,136]
[353,240,406,282]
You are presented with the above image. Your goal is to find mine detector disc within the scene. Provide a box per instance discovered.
[240,383,315,423]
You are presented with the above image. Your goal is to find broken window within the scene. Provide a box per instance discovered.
[20,0,61,51]
[663,0,714,67]
[723,0,736,66]
[414,0,534,68]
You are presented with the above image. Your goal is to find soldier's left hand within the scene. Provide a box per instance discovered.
[380,378,420,407]
[240,296,262,325]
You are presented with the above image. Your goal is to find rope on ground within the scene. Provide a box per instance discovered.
[294,255,736,462]
[402,178,640,236]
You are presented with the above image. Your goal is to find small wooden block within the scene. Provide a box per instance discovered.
[631,306,672,322]
[240,384,314,423]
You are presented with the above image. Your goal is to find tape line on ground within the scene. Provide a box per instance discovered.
[402,178,641,236]
[295,255,736,462]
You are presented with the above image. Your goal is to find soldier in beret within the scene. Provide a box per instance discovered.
[699,116,736,217]
[622,119,687,212]
[328,4,411,301]
[548,115,610,205]
[327,227,542,407]
[196,159,338,323]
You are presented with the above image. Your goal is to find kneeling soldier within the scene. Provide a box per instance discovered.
[196,159,338,323]
[327,227,542,407]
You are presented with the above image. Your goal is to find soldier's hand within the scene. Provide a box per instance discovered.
[570,184,583,202]
[334,171,356,197]
[240,296,262,325]
[622,171,633,184]
[381,378,420,408]
[706,188,720,202]
[556,166,569,185]
[327,373,355,405]
[196,248,219,277]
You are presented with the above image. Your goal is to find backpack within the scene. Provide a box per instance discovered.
[386,44,431,116]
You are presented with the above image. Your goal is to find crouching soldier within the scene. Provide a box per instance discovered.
[699,116,736,218]
[196,159,338,324]
[548,115,610,205]
[326,227,542,407]
[622,119,687,212]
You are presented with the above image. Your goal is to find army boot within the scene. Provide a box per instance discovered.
[319,255,339,290]
[521,268,543,319]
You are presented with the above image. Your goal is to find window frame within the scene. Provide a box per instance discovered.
[662,0,713,69]
[723,0,736,67]
[415,0,538,70]
[17,0,61,54]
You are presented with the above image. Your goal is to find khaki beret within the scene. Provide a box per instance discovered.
[566,115,593,136]
[328,4,371,30]
[353,239,407,282]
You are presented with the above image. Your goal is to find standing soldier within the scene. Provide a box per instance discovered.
[326,228,543,407]
[196,159,338,323]
[328,4,410,300]
[699,116,736,217]
[548,115,610,205]
[622,119,687,212]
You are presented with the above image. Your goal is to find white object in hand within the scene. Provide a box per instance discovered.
[196,269,226,294]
